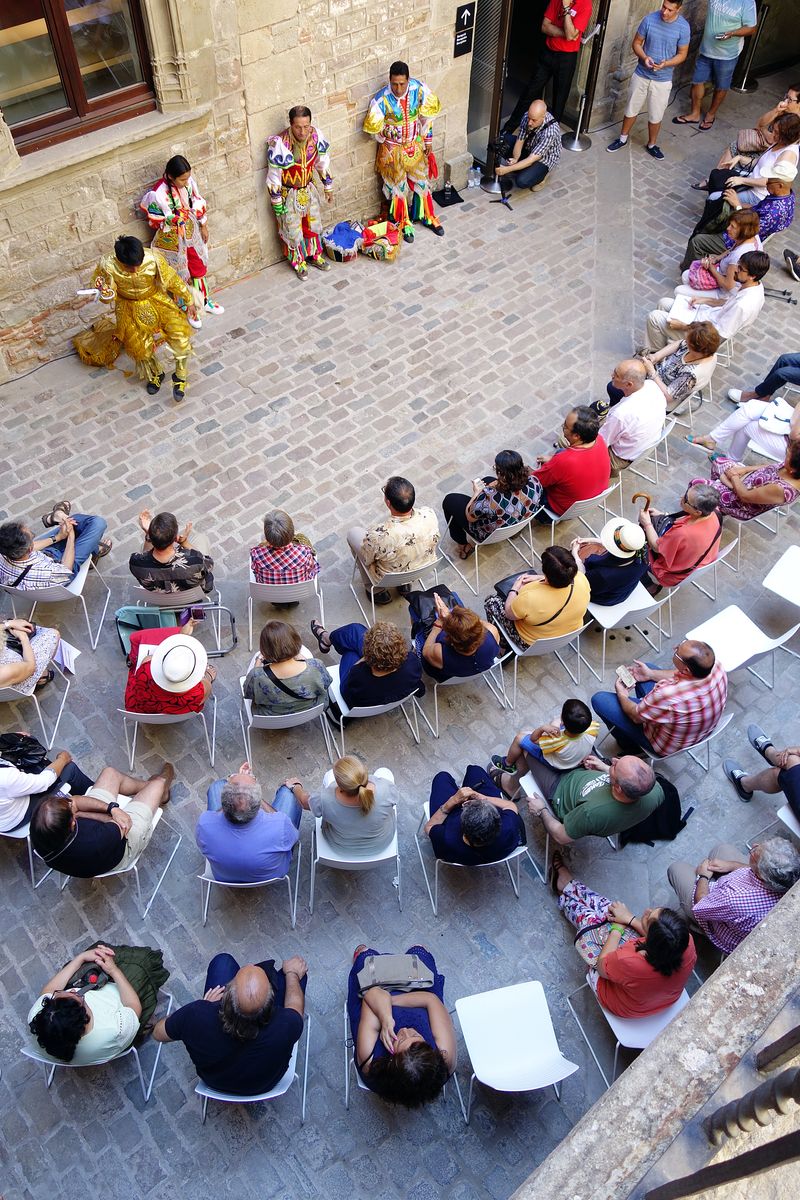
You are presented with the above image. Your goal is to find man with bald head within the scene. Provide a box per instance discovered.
[153,951,307,1095]
[592,640,728,758]
[196,763,302,883]
[600,359,667,474]
[495,100,562,195]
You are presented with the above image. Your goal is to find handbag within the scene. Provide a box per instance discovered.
[63,962,110,994]
[494,574,575,627]
[573,918,639,966]
[687,261,718,291]
[4,624,36,657]
[356,952,435,997]
[0,732,50,773]
[405,584,459,639]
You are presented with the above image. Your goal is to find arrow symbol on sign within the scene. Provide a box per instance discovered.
[461,10,470,24]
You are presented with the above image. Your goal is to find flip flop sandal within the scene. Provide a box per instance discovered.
[34,668,55,689]
[672,116,699,125]
[42,500,72,527]
[699,118,716,131]
[310,620,331,653]
[457,544,476,560]
[549,850,566,894]
[93,538,113,561]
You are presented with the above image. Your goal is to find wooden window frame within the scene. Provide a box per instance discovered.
[9,0,156,154]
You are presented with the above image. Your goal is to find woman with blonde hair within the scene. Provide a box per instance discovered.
[287,756,397,856]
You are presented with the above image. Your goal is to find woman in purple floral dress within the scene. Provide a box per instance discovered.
[691,441,800,521]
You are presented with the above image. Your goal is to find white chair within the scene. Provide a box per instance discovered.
[746,804,800,851]
[239,677,334,764]
[3,557,110,651]
[349,552,444,625]
[195,1014,311,1123]
[118,697,217,770]
[131,585,237,656]
[687,535,740,599]
[56,797,182,918]
[669,385,708,431]
[416,655,509,739]
[0,661,70,748]
[625,418,677,491]
[495,620,593,709]
[439,513,537,596]
[326,663,424,756]
[247,568,325,651]
[587,584,676,676]
[567,977,689,1088]
[454,981,579,1123]
[647,708,734,773]
[686,605,800,688]
[310,770,400,913]
[0,822,52,889]
[414,801,542,915]
[21,990,173,1101]
[539,480,622,543]
[199,843,302,929]
[517,770,619,882]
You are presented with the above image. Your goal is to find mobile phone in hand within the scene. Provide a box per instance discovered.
[616,664,635,689]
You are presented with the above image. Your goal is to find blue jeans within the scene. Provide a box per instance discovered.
[429,764,501,815]
[692,52,738,92]
[203,953,305,1004]
[756,353,800,398]
[43,513,107,576]
[591,674,658,755]
[206,781,303,828]
[329,622,367,689]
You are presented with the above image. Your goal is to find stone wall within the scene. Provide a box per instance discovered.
[0,0,472,381]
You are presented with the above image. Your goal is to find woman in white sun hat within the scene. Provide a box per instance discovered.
[569,518,649,606]
[124,620,216,714]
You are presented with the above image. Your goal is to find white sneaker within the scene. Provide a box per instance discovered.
[204,299,225,314]
[726,388,742,403]
[188,315,203,330]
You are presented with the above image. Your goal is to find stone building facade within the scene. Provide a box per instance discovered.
[0,0,472,381]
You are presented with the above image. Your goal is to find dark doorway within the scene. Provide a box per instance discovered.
[502,0,549,130]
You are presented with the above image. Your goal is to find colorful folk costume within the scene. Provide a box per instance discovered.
[73,250,194,399]
[363,79,443,241]
[139,175,224,317]
[267,127,334,278]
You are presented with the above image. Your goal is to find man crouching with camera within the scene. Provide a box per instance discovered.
[494,100,562,195]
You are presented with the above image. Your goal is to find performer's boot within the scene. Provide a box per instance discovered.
[310,252,331,272]
[172,356,188,402]
[144,356,166,395]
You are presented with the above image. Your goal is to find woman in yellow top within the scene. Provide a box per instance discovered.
[74,235,198,402]
[484,545,590,651]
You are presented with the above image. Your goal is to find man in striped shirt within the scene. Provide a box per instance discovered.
[667,836,800,953]
[591,640,727,757]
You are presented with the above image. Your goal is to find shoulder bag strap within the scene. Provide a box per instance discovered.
[263,663,305,700]
[687,515,723,572]
[530,581,575,628]
[9,562,35,588]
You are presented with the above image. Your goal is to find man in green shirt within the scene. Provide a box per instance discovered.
[520,753,663,844]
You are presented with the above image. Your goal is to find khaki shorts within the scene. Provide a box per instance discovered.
[625,74,672,124]
[86,786,156,872]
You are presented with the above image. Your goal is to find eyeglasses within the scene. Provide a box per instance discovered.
[673,644,690,666]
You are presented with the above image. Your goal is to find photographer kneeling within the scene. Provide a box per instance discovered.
[495,100,562,195]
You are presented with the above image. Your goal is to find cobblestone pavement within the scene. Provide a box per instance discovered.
[2,72,799,1200]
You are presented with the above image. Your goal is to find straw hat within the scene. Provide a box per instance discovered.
[599,517,646,559]
[769,161,797,182]
[149,634,208,693]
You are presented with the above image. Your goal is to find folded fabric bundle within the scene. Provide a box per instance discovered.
[322,221,364,261]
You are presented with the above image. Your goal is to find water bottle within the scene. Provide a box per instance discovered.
[444,181,453,201]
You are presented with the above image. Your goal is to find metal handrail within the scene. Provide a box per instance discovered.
[704,1066,800,1145]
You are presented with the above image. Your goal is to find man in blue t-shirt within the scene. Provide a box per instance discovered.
[674,0,757,130]
[424,765,525,866]
[608,0,690,160]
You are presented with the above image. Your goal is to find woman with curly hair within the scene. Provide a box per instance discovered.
[347,944,456,1108]
[309,619,423,708]
[442,449,542,559]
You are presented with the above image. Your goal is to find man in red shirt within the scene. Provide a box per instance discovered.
[533,406,612,516]
[124,623,215,714]
[638,484,722,591]
[502,0,592,132]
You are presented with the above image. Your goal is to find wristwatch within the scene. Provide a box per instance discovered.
[106,801,120,815]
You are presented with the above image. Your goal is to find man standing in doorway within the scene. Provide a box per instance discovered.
[673,0,757,131]
[502,0,592,134]
[363,61,443,243]
[607,1,691,160]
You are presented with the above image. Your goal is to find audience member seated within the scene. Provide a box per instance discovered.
[599,360,667,473]
[693,113,800,222]
[646,251,770,352]
[28,942,168,1065]
[289,755,397,857]
[503,753,664,845]
[688,441,800,522]
[198,764,301,883]
[727,351,800,406]
[490,698,598,782]
[242,620,331,715]
[442,450,542,559]
[406,587,500,681]
[153,951,307,1096]
[483,546,590,652]
[495,100,562,193]
[552,858,696,1018]
[347,944,456,1107]
[347,475,440,605]
[0,743,94,835]
[0,618,62,695]
[592,640,727,758]
[686,389,799,462]
[637,484,722,591]
[532,408,611,514]
[124,622,215,714]
[249,509,320,586]
[598,326,720,419]
[424,764,526,865]
[31,763,174,878]
[680,164,796,271]
[129,509,214,594]
[676,210,762,300]
[0,500,110,591]
[667,836,800,954]
[701,84,800,176]
[570,518,649,606]
[309,619,423,709]
[722,724,800,821]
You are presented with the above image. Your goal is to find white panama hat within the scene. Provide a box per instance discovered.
[149,634,208,693]
[599,517,646,559]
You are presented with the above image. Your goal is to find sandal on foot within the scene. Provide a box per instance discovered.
[310,620,331,654]
[353,944,368,962]
[685,434,715,453]
[672,115,699,126]
[42,500,72,528]
[34,668,55,689]
[690,181,709,191]
[457,544,475,560]
[699,117,716,131]
[92,538,112,563]
[549,850,566,894]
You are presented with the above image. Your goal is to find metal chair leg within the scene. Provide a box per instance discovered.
[414,826,438,915]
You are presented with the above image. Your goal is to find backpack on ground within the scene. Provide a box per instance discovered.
[619,774,694,846]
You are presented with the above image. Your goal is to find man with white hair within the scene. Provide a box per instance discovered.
[196,764,301,883]
[599,359,667,474]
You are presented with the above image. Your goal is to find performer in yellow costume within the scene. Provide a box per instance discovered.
[73,236,197,401]
[363,60,443,243]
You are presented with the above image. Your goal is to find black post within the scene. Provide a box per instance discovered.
[562,0,612,153]
[731,3,770,94]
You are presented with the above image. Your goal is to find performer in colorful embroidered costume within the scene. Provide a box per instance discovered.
[267,105,334,279]
[363,60,443,242]
[73,236,196,402]
[140,154,224,328]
